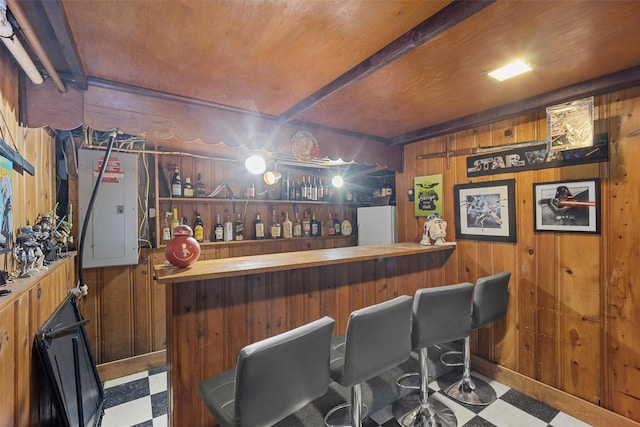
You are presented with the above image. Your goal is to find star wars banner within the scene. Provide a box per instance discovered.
[466,133,608,178]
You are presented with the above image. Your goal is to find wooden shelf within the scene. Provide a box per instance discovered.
[157,196,361,205]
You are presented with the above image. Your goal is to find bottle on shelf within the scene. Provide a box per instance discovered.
[300,176,307,200]
[214,213,224,241]
[327,213,336,235]
[246,181,255,199]
[282,173,290,201]
[293,210,302,238]
[195,172,207,197]
[270,209,281,239]
[170,207,180,237]
[162,212,172,242]
[223,214,233,241]
[302,209,311,237]
[306,176,313,200]
[310,212,321,237]
[255,213,265,240]
[171,166,182,197]
[158,163,171,197]
[334,212,341,235]
[311,176,318,201]
[318,177,324,201]
[289,174,296,201]
[183,177,194,198]
[235,213,244,240]
[282,211,293,239]
[295,178,302,200]
[193,212,204,242]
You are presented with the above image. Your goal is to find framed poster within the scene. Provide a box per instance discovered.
[547,97,594,151]
[533,178,600,233]
[0,155,12,253]
[414,174,443,217]
[454,179,516,243]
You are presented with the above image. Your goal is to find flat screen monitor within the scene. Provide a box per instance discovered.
[34,293,104,427]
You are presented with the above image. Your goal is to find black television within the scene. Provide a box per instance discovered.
[34,293,104,427]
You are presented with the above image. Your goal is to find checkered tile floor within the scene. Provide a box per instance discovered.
[102,367,591,427]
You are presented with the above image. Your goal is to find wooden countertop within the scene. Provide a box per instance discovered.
[153,242,456,284]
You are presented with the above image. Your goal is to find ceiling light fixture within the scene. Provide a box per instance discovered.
[0,0,43,84]
[488,59,532,82]
[245,155,266,175]
[331,175,344,188]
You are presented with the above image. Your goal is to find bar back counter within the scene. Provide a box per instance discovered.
[153,242,455,426]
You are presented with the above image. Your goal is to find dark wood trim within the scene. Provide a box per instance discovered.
[40,0,87,89]
[392,66,640,145]
[278,0,497,125]
[97,350,166,382]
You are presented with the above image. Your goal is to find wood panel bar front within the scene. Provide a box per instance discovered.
[154,243,455,426]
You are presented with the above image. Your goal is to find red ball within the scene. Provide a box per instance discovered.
[165,225,201,268]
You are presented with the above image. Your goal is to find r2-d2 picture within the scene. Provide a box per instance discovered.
[420,213,447,246]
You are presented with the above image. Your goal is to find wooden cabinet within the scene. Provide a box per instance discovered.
[152,154,363,249]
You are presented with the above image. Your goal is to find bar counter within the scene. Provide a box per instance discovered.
[153,242,455,426]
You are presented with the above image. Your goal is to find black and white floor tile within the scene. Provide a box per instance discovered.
[101,367,591,427]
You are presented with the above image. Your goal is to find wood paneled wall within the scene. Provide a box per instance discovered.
[0,51,56,271]
[396,87,640,422]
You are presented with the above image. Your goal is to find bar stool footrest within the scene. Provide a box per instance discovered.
[439,350,463,367]
[324,402,369,427]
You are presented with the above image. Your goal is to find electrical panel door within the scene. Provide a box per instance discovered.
[78,149,138,268]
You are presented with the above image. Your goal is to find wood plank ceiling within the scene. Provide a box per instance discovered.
[6,0,640,155]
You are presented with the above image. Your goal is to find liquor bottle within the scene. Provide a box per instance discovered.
[306,176,313,200]
[301,176,307,200]
[318,178,324,201]
[293,211,302,238]
[327,213,336,235]
[214,213,224,241]
[255,213,265,240]
[246,182,255,199]
[282,173,290,201]
[295,179,301,200]
[158,163,171,197]
[302,210,311,237]
[162,212,171,242]
[223,214,233,241]
[170,208,180,237]
[195,172,206,197]
[282,211,293,239]
[171,166,182,197]
[289,175,296,201]
[235,213,244,240]
[193,212,204,242]
[334,213,341,235]
[311,176,318,201]
[310,212,321,237]
[270,209,281,239]
[183,177,194,197]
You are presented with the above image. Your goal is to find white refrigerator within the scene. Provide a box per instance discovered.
[357,206,397,246]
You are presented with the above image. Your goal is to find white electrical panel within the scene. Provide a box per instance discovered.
[78,149,139,268]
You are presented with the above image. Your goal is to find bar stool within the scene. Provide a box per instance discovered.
[393,282,474,427]
[324,295,413,427]
[438,271,511,406]
[199,316,335,427]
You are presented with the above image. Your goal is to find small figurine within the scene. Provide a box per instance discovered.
[420,213,448,246]
[14,226,37,277]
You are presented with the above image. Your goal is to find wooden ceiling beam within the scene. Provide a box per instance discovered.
[391,66,640,145]
[278,0,496,125]
[40,0,87,90]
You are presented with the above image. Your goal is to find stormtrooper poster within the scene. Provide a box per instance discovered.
[0,155,12,253]
[414,174,443,217]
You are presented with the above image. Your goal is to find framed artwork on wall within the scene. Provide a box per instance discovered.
[454,179,516,243]
[0,155,12,253]
[414,174,443,217]
[533,178,600,233]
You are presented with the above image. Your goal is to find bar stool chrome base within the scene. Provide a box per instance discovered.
[392,392,457,427]
[395,372,421,391]
[323,402,369,427]
[438,371,497,406]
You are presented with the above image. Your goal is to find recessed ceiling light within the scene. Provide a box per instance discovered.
[488,60,532,81]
